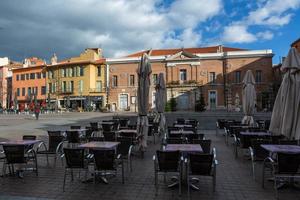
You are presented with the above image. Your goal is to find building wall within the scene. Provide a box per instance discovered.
[292,39,300,53]
[12,65,46,106]
[0,58,9,108]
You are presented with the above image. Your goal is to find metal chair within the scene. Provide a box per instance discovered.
[65,130,80,147]
[153,150,182,196]
[92,149,124,184]
[103,131,116,141]
[186,148,218,198]
[192,139,211,154]
[63,148,87,191]
[117,137,133,172]
[249,139,271,179]
[37,134,64,167]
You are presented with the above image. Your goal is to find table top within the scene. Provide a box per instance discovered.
[117,129,137,133]
[66,128,87,132]
[79,141,120,149]
[100,121,115,125]
[170,130,195,135]
[229,125,250,128]
[261,144,300,154]
[164,144,203,152]
[174,124,193,128]
[0,139,41,146]
[240,131,271,136]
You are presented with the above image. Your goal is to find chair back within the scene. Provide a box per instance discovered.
[70,126,81,130]
[250,139,271,160]
[47,131,61,136]
[102,123,113,132]
[3,145,26,164]
[193,139,211,154]
[103,131,116,141]
[117,137,132,156]
[119,118,130,128]
[119,131,136,139]
[93,149,115,170]
[217,119,226,129]
[90,122,99,129]
[88,137,104,142]
[279,140,299,145]
[166,138,185,144]
[186,134,201,143]
[48,135,64,152]
[277,153,300,174]
[23,135,37,140]
[63,148,85,168]
[156,150,180,172]
[65,131,80,143]
[176,118,185,125]
[189,153,213,175]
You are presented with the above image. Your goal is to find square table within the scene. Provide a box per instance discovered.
[261,144,300,154]
[100,121,115,125]
[174,124,193,128]
[117,129,137,134]
[170,130,195,135]
[79,141,120,150]
[0,139,41,146]
[240,131,271,136]
[164,144,203,153]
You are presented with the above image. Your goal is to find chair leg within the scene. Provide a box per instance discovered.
[54,155,57,168]
[187,175,190,199]
[35,155,38,176]
[252,161,255,180]
[262,163,265,188]
[129,156,132,172]
[46,154,49,166]
[155,171,158,196]
[274,177,278,199]
[71,169,74,181]
[63,169,67,192]
[121,161,124,184]
[179,173,182,196]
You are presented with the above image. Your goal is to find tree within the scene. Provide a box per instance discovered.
[170,97,177,112]
[195,93,206,112]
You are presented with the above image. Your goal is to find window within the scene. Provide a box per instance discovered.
[21,74,25,80]
[179,70,187,81]
[41,86,46,95]
[78,80,84,93]
[153,74,158,85]
[70,81,74,92]
[209,72,216,83]
[112,75,118,87]
[22,88,25,96]
[129,75,135,86]
[42,72,46,78]
[28,87,31,96]
[256,70,262,83]
[37,72,41,79]
[48,83,52,93]
[97,66,101,76]
[70,67,75,77]
[234,71,241,83]
[61,68,66,77]
[48,71,54,79]
[62,81,66,92]
[17,88,20,96]
[16,75,19,81]
[26,74,29,80]
[96,81,102,92]
[34,87,38,95]
[79,66,84,76]
[30,73,35,79]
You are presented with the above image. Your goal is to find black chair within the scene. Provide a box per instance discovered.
[102,123,114,132]
[270,135,286,144]
[153,150,182,196]
[193,139,211,154]
[70,126,81,130]
[22,135,37,159]
[262,153,300,198]
[65,131,80,146]
[63,148,87,191]
[103,131,116,141]
[92,149,124,184]
[90,122,99,130]
[249,139,271,179]
[186,149,218,198]
[166,138,185,144]
[279,140,298,145]
[37,134,64,167]
[84,128,94,141]
[3,145,38,177]
[176,118,185,125]
[117,137,134,172]
[47,130,62,136]
[119,118,130,129]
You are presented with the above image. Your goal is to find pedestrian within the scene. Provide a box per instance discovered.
[35,105,40,120]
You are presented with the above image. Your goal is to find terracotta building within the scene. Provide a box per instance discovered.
[45,49,107,111]
[107,45,274,111]
[291,38,300,52]
[12,57,47,111]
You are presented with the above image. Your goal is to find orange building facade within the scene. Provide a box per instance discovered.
[12,59,47,111]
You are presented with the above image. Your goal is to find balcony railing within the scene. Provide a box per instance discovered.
[89,88,106,93]
[166,80,203,87]
[59,89,73,94]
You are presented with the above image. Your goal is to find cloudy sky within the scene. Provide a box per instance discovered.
[0,0,300,63]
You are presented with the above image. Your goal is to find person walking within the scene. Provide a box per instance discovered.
[35,105,40,120]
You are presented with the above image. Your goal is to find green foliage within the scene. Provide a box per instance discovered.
[195,93,206,112]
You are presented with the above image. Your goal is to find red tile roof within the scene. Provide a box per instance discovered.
[126,46,246,57]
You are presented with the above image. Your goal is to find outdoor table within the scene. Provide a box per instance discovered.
[261,144,300,154]
[170,130,195,135]
[174,124,193,128]
[240,131,271,136]
[164,144,203,153]
[99,121,115,125]
[0,139,41,146]
[117,129,137,134]
[79,141,120,150]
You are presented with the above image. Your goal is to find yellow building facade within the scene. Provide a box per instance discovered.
[45,48,107,111]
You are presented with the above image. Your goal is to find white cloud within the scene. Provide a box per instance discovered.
[222,24,257,43]
[257,30,274,40]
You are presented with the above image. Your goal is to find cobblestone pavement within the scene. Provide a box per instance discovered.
[1,112,298,200]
